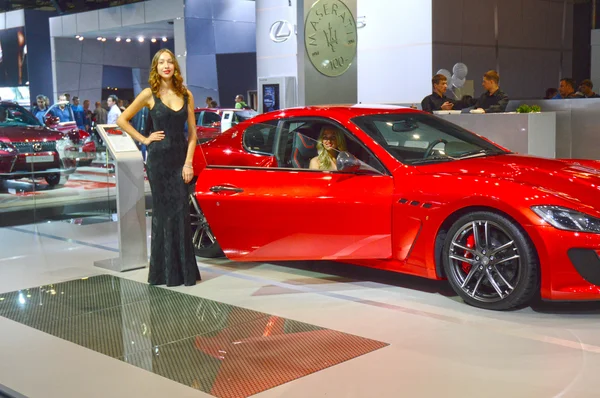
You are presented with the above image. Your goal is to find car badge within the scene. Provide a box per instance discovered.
[32,143,42,152]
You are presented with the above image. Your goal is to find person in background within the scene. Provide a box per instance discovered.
[107,95,121,124]
[205,96,213,107]
[210,100,218,108]
[559,78,584,99]
[234,94,248,109]
[421,74,458,113]
[93,101,107,125]
[64,93,71,103]
[53,94,71,122]
[72,96,85,130]
[33,94,48,124]
[544,88,559,99]
[579,79,599,98]
[83,99,93,131]
[473,70,509,113]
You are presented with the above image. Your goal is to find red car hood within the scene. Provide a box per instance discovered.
[0,126,63,142]
[418,154,600,211]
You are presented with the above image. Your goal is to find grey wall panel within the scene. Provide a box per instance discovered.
[184,18,216,56]
[432,0,463,44]
[76,10,99,34]
[461,0,495,46]
[499,48,561,99]
[522,0,549,49]
[187,85,218,108]
[55,61,82,93]
[144,0,184,23]
[497,0,522,47]
[184,0,213,19]
[77,88,102,103]
[102,41,150,68]
[214,21,256,54]
[49,15,62,37]
[97,7,122,29]
[79,64,103,90]
[186,54,218,90]
[564,3,573,51]
[62,14,78,36]
[5,10,24,29]
[562,50,573,78]
[81,39,104,65]
[212,0,256,23]
[55,37,83,63]
[432,44,461,75]
[121,2,145,26]
[461,46,496,94]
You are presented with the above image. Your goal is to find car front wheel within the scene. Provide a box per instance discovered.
[189,193,224,258]
[442,211,539,310]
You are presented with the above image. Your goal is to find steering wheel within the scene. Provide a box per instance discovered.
[423,139,448,158]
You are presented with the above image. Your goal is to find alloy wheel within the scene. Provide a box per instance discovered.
[189,194,217,252]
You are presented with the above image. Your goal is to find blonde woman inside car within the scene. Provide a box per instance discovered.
[309,126,347,171]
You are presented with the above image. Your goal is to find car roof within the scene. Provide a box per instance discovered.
[194,107,252,112]
[250,104,420,123]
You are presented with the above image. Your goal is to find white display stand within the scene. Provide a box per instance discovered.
[94,124,147,272]
[258,76,297,114]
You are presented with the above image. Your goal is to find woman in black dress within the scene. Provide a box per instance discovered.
[117,49,200,286]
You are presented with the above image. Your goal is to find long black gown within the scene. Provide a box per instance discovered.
[146,93,200,286]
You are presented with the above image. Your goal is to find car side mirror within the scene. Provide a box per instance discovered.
[336,151,361,173]
[45,114,59,127]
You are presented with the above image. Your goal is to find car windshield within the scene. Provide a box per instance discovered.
[0,103,42,127]
[351,113,508,165]
[234,110,258,122]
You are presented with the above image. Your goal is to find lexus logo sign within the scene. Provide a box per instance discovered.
[269,20,293,43]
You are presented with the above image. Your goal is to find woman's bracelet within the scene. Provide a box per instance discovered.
[183,164,193,169]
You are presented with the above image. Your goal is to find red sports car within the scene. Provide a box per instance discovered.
[190,105,600,310]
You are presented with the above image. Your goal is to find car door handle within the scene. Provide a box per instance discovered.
[210,185,244,193]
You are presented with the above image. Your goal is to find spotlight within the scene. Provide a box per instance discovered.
[101,38,107,42]
[97,37,102,41]
[78,36,84,41]
[116,37,121,42]
[151,38,156,43]
[75,35,80,39]
[138,36,144,42]
[162,37,167,42]
[126,38,131,42]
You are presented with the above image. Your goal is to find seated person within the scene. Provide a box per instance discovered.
[473,70,509,113]
[309,126,347,171]
[559,78,584,99]
[421,74,460,113]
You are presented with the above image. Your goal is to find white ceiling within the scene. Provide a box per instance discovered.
[60,21,174,41]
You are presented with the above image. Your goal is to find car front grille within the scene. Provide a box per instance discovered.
[12,141,57,153]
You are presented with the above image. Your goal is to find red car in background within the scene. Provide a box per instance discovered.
[189,104,600,310]
[43,101,96,166]
[0,101,70,186]
[195,108,258,142]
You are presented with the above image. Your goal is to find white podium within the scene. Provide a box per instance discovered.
[94,124,147,272]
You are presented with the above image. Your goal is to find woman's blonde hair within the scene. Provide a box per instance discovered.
[148,49,187,98]
[316,126,347,170]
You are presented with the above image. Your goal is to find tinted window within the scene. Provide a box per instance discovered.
[202,111,221,127]
[0,103,41,127]
[352,113,507,165]
[243,122,277,154]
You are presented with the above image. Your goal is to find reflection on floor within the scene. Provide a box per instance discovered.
[0,275,387,398]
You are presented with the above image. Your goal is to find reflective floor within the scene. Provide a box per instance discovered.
[2,218,600,397]
[0,275,386,398]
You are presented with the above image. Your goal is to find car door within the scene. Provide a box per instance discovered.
[195,118,394,262]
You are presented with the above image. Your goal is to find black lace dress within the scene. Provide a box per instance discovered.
[146,93,200,286]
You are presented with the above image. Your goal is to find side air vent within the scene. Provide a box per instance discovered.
[422,203,432,209]
[399,198,408,204]
[410,201,420,206]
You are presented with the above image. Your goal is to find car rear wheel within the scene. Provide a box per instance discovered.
[442,211,539,310]
[189,192,224,258]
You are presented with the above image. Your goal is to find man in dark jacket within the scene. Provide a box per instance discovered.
[473,70,509,113]
[421,74,459,113]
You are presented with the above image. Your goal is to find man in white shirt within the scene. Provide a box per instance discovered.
[107,95,121,124]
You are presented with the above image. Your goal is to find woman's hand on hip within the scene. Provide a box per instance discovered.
[143,131,165,146]
[182,163,193,183]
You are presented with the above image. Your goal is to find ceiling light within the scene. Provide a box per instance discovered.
[101,38,107,42]
[78,36,84,41]
[162,37,167,42]
[115,37,121,42]
[97,37,102,41]
[151,38,156,43]
[126,38,131,42]
[75,35,80,39]
[138,36,144,42]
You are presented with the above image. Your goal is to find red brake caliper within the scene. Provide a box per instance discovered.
[462,234,475,274]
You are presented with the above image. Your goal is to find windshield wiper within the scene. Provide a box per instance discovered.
[456,149,501,159]
[410,156,455,165]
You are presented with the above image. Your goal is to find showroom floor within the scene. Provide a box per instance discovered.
[1,219,600,397]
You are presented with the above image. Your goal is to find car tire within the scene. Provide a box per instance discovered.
[44,173,62,187]
[442,211,539,310]
[189,191,224,258]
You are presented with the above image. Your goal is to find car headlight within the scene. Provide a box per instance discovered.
[0,141,14,152]
[532,205,600,233]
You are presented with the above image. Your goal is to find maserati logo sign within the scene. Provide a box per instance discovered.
[269,20,293,43]
[32,143,42,152]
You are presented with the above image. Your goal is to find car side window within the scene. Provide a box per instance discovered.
[243,121,278,155]
[279,119,386,174]
[202,111,221,127]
